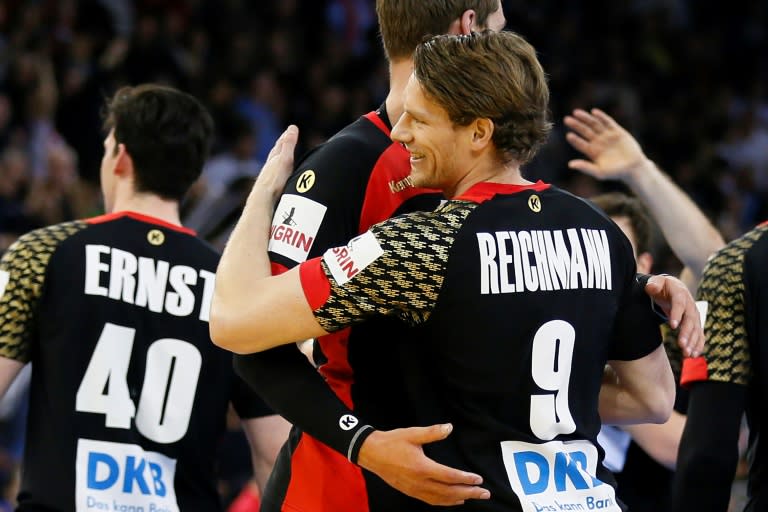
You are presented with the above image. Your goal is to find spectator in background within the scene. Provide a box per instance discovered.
[0,149,35,251]
[24,142,99,227]
[183,113,262,238]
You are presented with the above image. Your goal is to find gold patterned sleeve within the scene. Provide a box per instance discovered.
[310,202,477,333]
[694,230,762,386]
[0,222,84,362]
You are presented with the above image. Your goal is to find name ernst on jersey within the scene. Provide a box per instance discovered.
[477,228,612,294]
[83,244,215,320]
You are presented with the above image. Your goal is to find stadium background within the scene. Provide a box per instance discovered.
[0,0,763,508]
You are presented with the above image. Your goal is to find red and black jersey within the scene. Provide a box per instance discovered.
[673,222,768,511]
[0,212,271,512]
[237,105,443,512]
[298,183,662,511]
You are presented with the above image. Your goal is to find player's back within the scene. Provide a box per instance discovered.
[410,185,661,511]
[695,222,768,510]
[2,212,235,511]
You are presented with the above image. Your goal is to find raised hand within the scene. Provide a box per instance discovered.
[564,108,649,181]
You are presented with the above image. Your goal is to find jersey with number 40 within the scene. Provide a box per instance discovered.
[0,212,269,512]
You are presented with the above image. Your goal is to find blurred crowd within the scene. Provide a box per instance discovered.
[0,0,766,253]
[0,0,765,506]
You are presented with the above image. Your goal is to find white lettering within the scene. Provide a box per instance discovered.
[165,266,196,317]
[135,258,170,313]
[477,233,498,295]
[85,245,110,296]
[476,230,612,295]
[84,245,211,319]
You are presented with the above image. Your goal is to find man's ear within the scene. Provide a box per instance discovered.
[447,10,476,35]
[114,143,134,177]
[470,118,494,151]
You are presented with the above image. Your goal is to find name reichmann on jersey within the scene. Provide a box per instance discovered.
[477,228,612,294]
[83,244,215,320]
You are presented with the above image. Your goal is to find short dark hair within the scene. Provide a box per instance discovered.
[103,84,213,201]
[591,192,653,254]
[376,0,500,60]
[413,30,552,164]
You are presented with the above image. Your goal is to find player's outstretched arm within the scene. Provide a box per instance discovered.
[565,108,724,287]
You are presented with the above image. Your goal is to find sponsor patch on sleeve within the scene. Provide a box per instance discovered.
[323,231,383,286]
[268,194,327,263]
[695,300,708,326]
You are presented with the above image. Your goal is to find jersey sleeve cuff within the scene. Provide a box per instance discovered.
[680,356,708,389]
[299,257,332,311]
[347,424,375,464]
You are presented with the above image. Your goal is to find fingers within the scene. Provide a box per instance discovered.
[572,108,605,132]
[564,115,597,140]
[567,158,600,176]
[675,296,704,358]
[266,125,299,162]
[407,457,489,505]
[647,275,704,357]
[590,108,619,129]
[410,423,454,444]
[415,481,491,506]
[417,456,484,486]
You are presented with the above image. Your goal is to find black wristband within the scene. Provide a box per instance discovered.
[347,424,375,464]
[635,273,669,323]
[635,273,653,288]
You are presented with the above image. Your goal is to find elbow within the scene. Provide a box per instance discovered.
[209,299,271,354]
[647,382,675,424]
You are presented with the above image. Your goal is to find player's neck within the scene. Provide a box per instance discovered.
[111,192,183,228]
[384,58,414,127]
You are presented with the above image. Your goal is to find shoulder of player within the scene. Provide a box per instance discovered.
[701,224,766,287]
[372,200,476,235]
[292,117,394,178]
[3,220,89,262]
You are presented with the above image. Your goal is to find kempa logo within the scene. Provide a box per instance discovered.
[339,414,359,431]
[528,194,542,213]
[147,229,165,246]
[389,176,414,194]
[296,170,316,193]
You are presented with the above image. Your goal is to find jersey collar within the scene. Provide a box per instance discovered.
[456,180,551,203]
[88,211,196,235]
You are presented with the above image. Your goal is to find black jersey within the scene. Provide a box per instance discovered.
[245,106,442,512]
[673,222,768,511]
[0,211,271,512]
[299,182,663,512]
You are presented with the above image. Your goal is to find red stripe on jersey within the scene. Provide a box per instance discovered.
[299,258,331,310]
[87,211,196,235]
[272,261,289,276]
[680,356,708,388]
[283,434,368,512]
[456,180,551,203]
[363,111,389,135]
[759,219,768,228]
[317,328,355,407]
